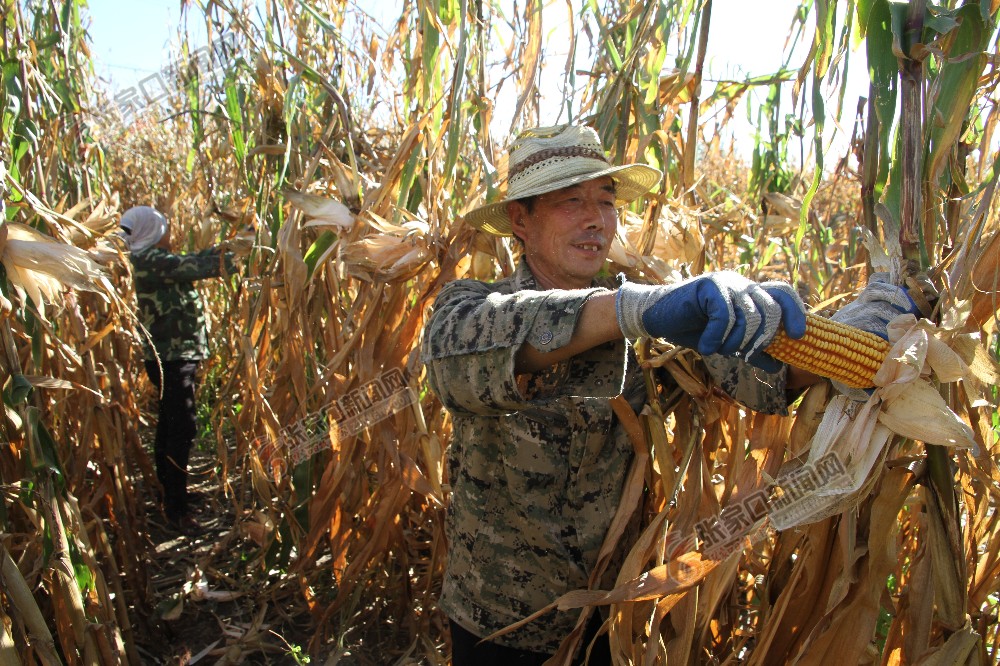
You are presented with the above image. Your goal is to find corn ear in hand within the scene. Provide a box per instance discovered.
[766,313,890,389]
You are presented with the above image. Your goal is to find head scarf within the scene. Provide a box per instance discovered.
[120,206,168,253]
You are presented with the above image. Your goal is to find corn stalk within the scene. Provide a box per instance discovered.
[0,0,146,659]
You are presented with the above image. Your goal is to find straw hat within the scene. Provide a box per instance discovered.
[463,124,662,236]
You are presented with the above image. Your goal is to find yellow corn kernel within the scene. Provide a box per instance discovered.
[766,313,890,389]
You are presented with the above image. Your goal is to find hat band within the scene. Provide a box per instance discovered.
[508,146,609,182]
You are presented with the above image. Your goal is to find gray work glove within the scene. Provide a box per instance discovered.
[829,273,921,400]
[616,272,807,371]
[830,273,920,338]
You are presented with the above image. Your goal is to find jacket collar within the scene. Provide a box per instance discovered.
[511,257,617,292]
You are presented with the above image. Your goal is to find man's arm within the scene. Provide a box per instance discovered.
[133,247,235,282]
[514,292,620,374]
[515,290,827,388]
[787,365,822,389]
[421,279,626,415]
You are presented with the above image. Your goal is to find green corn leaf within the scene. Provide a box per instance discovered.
[796,83,825,262]
[641,29,668,107]
[587,0,623,71]
[276,45,361,201]
[398,149,423,216]
[421,0,442,104]
[224,79,247,166]
[795,0,835,276]
[879,142,903,242]
[863,0,898,200]
[185,53,204,148]
[2,372,33,405]
[923,8,959,36]
[887,0,910,58]
[924,5,988,188]
[297,0,342,35]
[24,406,64,482]
[814,0,836,78]
[15,117,38,150]
[857,0,878,39]
[68,540,95,594]
[440,0,459,25]
[303,230,337,278]
[444,0,469,178]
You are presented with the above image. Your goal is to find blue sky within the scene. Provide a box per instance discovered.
[82,0,868,158]
[84,0,208,92]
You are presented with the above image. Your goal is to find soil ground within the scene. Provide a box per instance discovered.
[128,403,431,665]
[132,445,318,665]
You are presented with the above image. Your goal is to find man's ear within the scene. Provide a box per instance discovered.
[507,201,528,243]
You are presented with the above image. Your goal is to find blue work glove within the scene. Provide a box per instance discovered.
[616,272,807,371]
[829,273,922,400]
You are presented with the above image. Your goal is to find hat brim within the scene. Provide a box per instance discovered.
[462,163,661,236]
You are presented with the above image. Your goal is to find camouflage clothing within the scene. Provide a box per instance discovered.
[131,246,236,361]
[421,259,789,654]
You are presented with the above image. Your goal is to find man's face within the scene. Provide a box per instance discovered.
[508,176,617,290]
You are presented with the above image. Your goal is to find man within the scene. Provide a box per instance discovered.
[122,206,248,533]
[421,125,917,664]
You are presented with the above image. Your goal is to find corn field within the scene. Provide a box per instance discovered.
[1,0,999,663]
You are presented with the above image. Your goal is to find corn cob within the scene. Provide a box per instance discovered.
[766,313,890,389]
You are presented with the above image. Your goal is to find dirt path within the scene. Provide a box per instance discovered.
[127,402,422,665]
[132,445,316,664]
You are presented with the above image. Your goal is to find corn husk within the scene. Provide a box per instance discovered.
[285,190,355,230]
[340,214,432,281]
[610,209,704,276]
[59,195,120,245]
[0,222,113,319]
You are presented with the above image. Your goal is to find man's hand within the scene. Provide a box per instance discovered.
[830,273,921,338]
[218,237,254,257]
[616,272,807,370]
[829,274,923,400]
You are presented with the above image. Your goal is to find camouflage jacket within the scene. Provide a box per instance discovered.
[131,246,236,361]
[421,259,790,654]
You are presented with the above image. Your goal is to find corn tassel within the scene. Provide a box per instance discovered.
[766,313,890,389]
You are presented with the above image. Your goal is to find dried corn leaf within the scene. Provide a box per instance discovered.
[0,222,113,319]
[791,467,914,664]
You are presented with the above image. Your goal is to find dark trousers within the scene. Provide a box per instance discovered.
[450,613,611,666]
[144,360,199,519]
